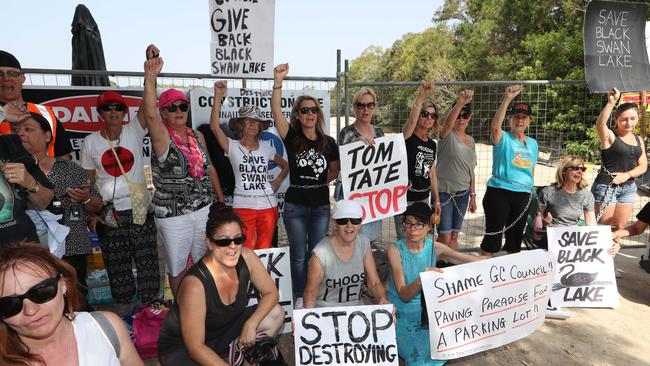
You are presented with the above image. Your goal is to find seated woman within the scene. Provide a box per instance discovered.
[0,242,142,366]
[303,200,387,308]
[158,203,284,365]
[387,202,483,366]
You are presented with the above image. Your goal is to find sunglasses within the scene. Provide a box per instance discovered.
[355,102,376,110]
[210,235,246,247]
[401,221,426,230]
[100,104,126,112]
[0,274,61,319]
[335,218,362,225]
[459,112,472,119]
[566,166,587,172]
[166,103,189,113]
[0,70,22,78]
[420,111,438,119]
[299,106,319,115]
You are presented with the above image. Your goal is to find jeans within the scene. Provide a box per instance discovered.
[283,202,330,297]
[591,181,637,204]
[438,191,470,234]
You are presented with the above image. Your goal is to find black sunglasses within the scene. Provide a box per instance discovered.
[0,274,61,319]
[100,104,126,112]
[420,111,438,119]
[210,235,246,247]
[459,112,472,119]
[299,106,319,115]
[355,102,376,110]
[166,103,189,113]
[335,218,362,225]
[566,165,587,172]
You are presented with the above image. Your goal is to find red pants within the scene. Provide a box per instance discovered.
[233,206,278,249]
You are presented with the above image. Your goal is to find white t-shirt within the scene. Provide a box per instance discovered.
[226,138,277,209]
[80,118,147,211]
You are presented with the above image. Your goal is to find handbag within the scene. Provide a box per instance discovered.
[108,142,148,225]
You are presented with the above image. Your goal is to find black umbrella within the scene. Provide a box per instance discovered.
[70,4,110,86]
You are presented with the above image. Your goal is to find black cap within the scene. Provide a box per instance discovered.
[403,202,433,222]
[452,100,472,114]
[509,101,532,116]
[0,51,21,70]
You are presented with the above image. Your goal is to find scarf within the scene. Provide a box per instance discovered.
[166,125,205,178]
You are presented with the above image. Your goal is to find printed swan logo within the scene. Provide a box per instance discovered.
[559,264,598,287]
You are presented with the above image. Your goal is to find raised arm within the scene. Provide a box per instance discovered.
[596,88,619,150]
[440,90,473,139]
[402,81,433,139]
[143,57,169,158]
[272,64,290,139]
[491,85,523,145]
[135,44,161,130]
[209,81,230,152]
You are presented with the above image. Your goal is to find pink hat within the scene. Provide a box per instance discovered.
[159,89,189,108]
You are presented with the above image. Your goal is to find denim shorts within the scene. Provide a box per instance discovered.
[438,190,470,234]
[591,182,636,205]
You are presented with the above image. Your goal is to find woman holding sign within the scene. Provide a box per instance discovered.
[272,64,340,306]
[302,199,387,308]
[210,80,289,250]
[480,85,538,256]
[388,202,482,365]
[158,203,284,365]
[393,81,441,241]
[592,87,647,229]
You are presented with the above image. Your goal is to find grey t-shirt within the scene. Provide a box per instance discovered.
[436,131,477,193]
[312,234,371,307]
[538,186,595,226]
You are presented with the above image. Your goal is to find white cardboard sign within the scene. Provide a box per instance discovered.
[248,247,293,333]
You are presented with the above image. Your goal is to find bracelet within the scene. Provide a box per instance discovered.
[81,198,92,205]
[469,192,477,197]
[273,85,282,90]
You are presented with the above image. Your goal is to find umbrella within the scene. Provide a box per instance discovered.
[71,4,110,86]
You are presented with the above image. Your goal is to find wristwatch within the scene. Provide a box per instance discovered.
[27,181,40,193]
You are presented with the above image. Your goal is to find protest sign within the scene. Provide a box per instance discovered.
[583,0,650,92]
[248,247,293,333]
[420,250,555,360]
[547,226,619,308]
[340,135,408,223]
[209,0,275,78]
[293,304,397,365]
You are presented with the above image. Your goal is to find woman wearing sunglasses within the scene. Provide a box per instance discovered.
[143,49,224,297]
[0,242,143,366]
[393,81,441,241]
[302,199,387,308]
[271,64,340,307]
[436,90,477,251]
[593,87,647,229]
[210,80,288,250]
[80,91,160,306]
[158,203,283,365]
[387,202,483,366]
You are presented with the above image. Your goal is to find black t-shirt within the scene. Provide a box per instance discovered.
[405,134,436,201]
[197,124,235,196]
[284,127,339,206]
[636,202,650,223]
[0,134,54,244]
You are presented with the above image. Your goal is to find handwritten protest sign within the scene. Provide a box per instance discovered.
[420,250,555,360]
[547,226,619,308]
[340,135,408,223]
[583,0,650,92]
[248,247,293,333]
[293,304,397,365]
[209,0,275,78]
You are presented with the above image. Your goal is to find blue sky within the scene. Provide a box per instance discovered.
[3,0,444,77]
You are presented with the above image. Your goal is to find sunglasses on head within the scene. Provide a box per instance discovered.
[566,165,587,172]
[166,103,189,113]
[335,218,362,225]
[0,274,61,319]
[209,235,246,247]
[100,104,126,112]
[355,102,376,110]
[299,106,319,115]
[420,111,438,119]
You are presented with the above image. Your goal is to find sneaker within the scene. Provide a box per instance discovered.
[545,306,570,320]
[294,297,304,310]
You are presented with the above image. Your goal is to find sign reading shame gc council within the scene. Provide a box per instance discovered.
[209,0,275,78]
